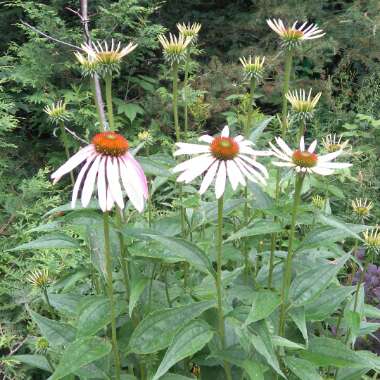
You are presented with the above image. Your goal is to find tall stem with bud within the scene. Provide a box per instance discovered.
[172,62,180,141]
[105,73,115,131]
[183,48,191,136]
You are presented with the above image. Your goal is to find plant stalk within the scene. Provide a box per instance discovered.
[184,48,191,136]
[105,73,115,131]
[172,63,180,141]
[103,212,121,380]
[245,77,257,137]
[281,49,293,137]
[278,174,304,337]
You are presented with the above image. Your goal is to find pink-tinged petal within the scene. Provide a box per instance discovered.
[299,136,305,151]
[198,135,214,143]
[226,160,239,191]
[237,158,266,185]
[275,137,293,157]
[172,154,212,173]
[317,162,352,169]
[221,125,230,137]
[81,154,101,207]
[125,153,148,199]
[239,154,269,178]
[311,167,335,176]
[199,160,219,195]
[51,145,95,184]
[176,156,216,183]
[107,158,124,209]
[239,145,258,155]
[71,153,97,208]
[174,143,210,156]
[106,186,115,211]
[97,157,107,212]
[120,157,145,212]
[272,161,296,167]
[234,158,258,184]
[215,161,227,199]
[308,140,317,153]
[318,149,344,163]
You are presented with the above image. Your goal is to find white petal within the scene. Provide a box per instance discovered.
[275,137,293,156]
[226,160,239,190]
[97,157,107,212]
[317,162,352,169]
[272,161,296,167]
[311,167,335,176]
[106,186,115,211]
[228,160,246,187]
[215,161,227,199]
[125,153,148,199]
[81,154,101,207]
[51,145,94,184]
[198,135,214,143]
[237,157,266,185]
[308,140,317,153]
[318,149,344,163]
[299,136,305,151]
[221,125,230,137]
[239,154,269,178]
[172,154,212,173]
[176,156,215,183]
[71,153,97,208]
[234,159,258,184]
[234,135,245,143]
[174,143,210,156]
[269,142,292,161]
[199,160,219,195]
[107,158,124,209]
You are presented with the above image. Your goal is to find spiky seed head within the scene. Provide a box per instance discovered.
[43,101,70,124]
[27,269,50,288]
[74,50,98,77]
[176,22,201,43]
[363,227,380,253]
[239,56,266,81]
[311,194,325,209]
[35,337,49,354]
[158,33,192,65]
[137,130,153,145]
[286,89,322,122]
[352,198,374,219]
[321,134,349,153]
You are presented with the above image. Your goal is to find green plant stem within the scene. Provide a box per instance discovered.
[172,63,180,141]
[163,266,172,307]
[278,174,304,337]
[184,48,191,136]
[45,353,55,371]
[215,196,233,380]
[243,187,250,284]
[245,77,257,137]
[91,78,105,130]
[148,263,157,311]
[267,234,276,289]
[105,73,114,131]
[103,212,121,380]
[42,287,54,316]
[59,122,75,185]
[281,49,293,137]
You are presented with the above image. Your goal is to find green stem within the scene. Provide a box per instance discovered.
[278,174,304,337]
[105,73,114,131]
[245,77,257,137]
[243,187,249,284]
[147,180,152,228]
[172,63,180,141]
[45,353,55,371]
[59,122,75,185]
[43,287,54,316]
[184,48,191,136]
[163,266,172,307]
[281,49,293,137]
[215,196,233,380]
[103,212,121,380]
[91,78,105,131]
[268,234,276,289]
[148,263,157,311]
[116,208,130,301]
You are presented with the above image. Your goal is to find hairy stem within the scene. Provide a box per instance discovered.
[184,48,191,135]
[172,63,180,141]
[278,174,304,337]
[105,73,115,131]
[245,77,257,137]
[281,49,293,137]
[103,212,121,380]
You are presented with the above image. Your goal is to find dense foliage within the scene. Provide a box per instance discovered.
[1,0,380,379]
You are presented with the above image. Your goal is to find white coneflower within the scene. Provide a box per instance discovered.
[51,131,148,212]
[352,198,374,219]
[321,134,349,153]
[172,125,271,199]
[158,33,192,65]
[363,227,380,253]
[43,101,70,124]
[81,39,138,74]
[27,269,50,288]
[239,56,266,81]
[270,136,352,175]
[74,50,98,77]
[176,22,202,43]
[267,19,325,49]
[286,89,322,121]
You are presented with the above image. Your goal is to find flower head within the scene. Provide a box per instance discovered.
[177,22,201,43]
[27,269,50,288]
[158,33,192,65]
[44,101,70,124]
[321,134,349,153]
[74,50,98,77]
[286,89,322,122]
[172,125,270,199]
[35,337,49,354]
[352,198,374,220]
[82,39,137,75]
[138,130,153,145]
[363,227,380,253]
[311,194,325,210]
[270,136,352,175]
[266,19,325,49]
[239,56,266,81]
[51,131,148,212]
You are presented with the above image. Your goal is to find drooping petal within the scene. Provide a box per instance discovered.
[125,153,148,199]
[172,154,212,173]
[106,186,115,211]
[174,143,210,156]
[71,153,97,208]
[240,154,269,178]
[107,158,124,209]
[97,157,107,212]
[234,158,258,184]
[272,161,296,167]
[318,149,344,163]
[199,160,219,195]
[176,156,215,183]
[51,145,95,184]
[215,161,227,199]
[317,162,352,169]
[81,154,102,207]
[228,159,246,187]
[311,167,335,176]
[226,160,239,191]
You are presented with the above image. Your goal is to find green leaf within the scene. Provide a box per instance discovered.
[152,320,213,380]
[225,221,283,242]
[29,310,76,347]
[289,255,349,306]
[48,293,82,316]
[138,156,172,177]
[364,304,380,319]
[289,307,308,344]
[44,200,99,217]
[76,297,126,337]
[300,337,365,368]
[140,234,213,275]
[272,336,305,350]
[247,182,273,210]
[160,374,194,380]
[343,310,360,341]
[129,277,149,317]
[284,356,323,380]
[305,286,355,320]
[316,214,365,241]
[249,116,274,143]
[245,290,281,324]
[8,233,79,251]
[242,359,264,380]
[116,101,144,123]
[50,337,112,380]
[7,354,51,372]
[336,368,369,380]
[128,301,215,354]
